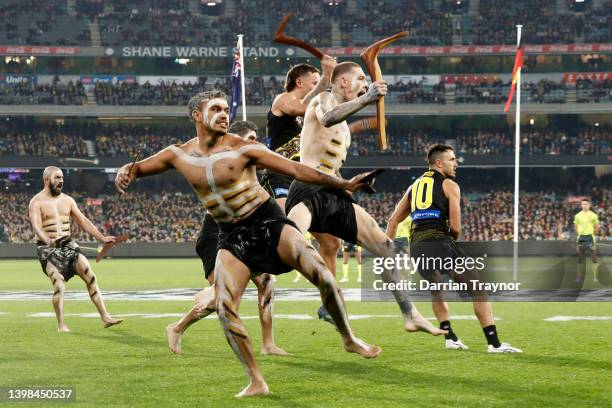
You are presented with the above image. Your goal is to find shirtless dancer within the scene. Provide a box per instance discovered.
[262,59,381,322]
[115,91,380,397]
[29,167,123,332]
[285,62,445,335]
[166,120,287,356]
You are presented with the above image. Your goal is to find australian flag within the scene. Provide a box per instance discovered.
[229,40,242,121]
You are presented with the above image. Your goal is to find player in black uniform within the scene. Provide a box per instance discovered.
[166,121,288,356]
[387,144,522,353]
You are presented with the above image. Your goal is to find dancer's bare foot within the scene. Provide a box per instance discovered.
[103,318,124,328]
[57,324,71,333]
[166,323,183,354]
[344,338,381,359]
[235,380,270,398]
[260,345,290,356]
[404,315,447,336]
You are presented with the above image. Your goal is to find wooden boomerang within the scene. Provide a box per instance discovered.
[360,31,408,151]
[359,168,385,194]
[127,150,141,178]
[274,13,324,59]
[96,235,128,263]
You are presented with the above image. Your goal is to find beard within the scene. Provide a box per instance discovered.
[50,183,62,196]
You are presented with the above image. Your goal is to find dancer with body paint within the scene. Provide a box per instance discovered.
[262,58,384,323]
[285,62,445,335]
[166,120,287,357]
[28,166,123,332]
[115,91,381,398]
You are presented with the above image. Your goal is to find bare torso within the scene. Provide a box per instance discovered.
[30,193,73,242]
[166,136,271,223]
[300,92,351,176]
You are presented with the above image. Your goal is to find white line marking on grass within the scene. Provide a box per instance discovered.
[544,316,612,322]
[0,288,362,302]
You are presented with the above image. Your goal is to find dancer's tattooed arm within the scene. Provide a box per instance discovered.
[317,81,387,127]
[245,143,368,192]
[274,55,336,117]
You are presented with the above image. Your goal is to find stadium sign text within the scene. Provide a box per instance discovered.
[119,46,279,58]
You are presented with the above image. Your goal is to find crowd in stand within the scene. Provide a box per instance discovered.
[0,120,609,158]
[576,78,612,103]
[1,0,607,46]
[0,80,87,105]
[2,186,608,243]
[454,79,570,105]
[2,77,609,106]
[91,77,447,106]
[349,125,612,157]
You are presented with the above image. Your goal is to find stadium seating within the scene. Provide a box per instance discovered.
[1,185,609,243]
[0,0,608,46]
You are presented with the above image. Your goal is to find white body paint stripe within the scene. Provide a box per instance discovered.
[170,144,267,219]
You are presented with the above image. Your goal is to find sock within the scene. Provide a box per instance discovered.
[357,263,362,280]
[483,325,501,347]
[342,263,349,279]
[440,320,458,341]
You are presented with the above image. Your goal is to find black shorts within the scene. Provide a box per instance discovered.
[36,237,81,282]
[218,198,300,276]
[394,237,409,252]
[409,229,466,280]
[343,242,360,253]
[410,229,487,299]
[285,180,358,244]
[260,171,293,199]
[577,235,596,252]
[195,213,220,279]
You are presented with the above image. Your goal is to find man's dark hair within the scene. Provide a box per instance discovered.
[229,120,258,137]
[331,61,361,83]
[284,64,320,92]
[187,90,227,122]
[581,198,591,203]
[427,144,454,165]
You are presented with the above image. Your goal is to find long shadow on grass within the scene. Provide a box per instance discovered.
[72,328,160,348]
[263,355,607,406]
[509,353,611,371]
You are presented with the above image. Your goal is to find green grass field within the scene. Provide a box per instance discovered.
[1,259,611,407]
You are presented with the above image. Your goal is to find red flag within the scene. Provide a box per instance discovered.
[504,47,523,112]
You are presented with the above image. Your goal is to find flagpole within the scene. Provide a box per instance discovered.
[512,25,522,283]
[237,34,247,120]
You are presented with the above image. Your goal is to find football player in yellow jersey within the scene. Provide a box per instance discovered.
[340,241,362,283]
[293,231,315,283]
[574,199,600,283]
[394,216,412,255]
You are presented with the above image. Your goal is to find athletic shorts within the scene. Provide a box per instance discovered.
[394,237,409,252]
[343,242,360,253]
[36,237,81,282]
[260,170,293,199]
[577,235,596,252]
[285,180,358,244]
[195,213,220,279]
[410,229,487,299]
[218,198,300,276]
